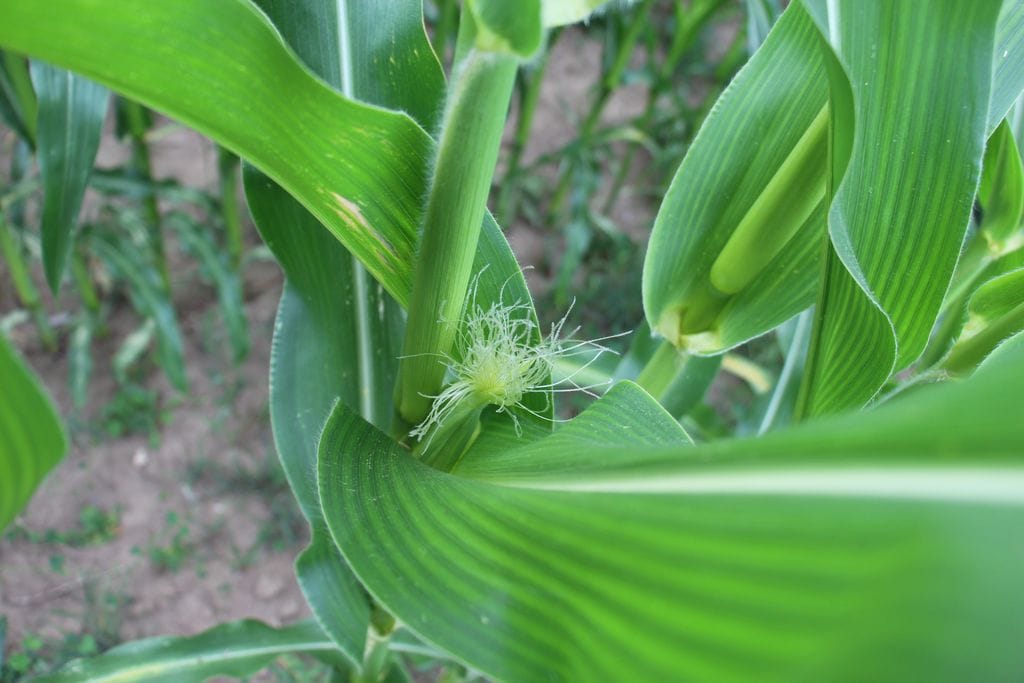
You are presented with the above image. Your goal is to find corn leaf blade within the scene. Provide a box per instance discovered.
[318,347,1024,682]
[249,177,381,663]
[992,0,1024,130]
[29,62,107,293]
[166,213,249,363]
[798,0,1004,415]
[244,0,441,662]
[87,230,187,391]
[0,333,66,531]
[921,244,1024,368]
[33,619,342,683]
[468,0,543,57]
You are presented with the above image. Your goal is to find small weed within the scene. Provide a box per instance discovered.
[0,630,99,683]
[48,554,66,575]
[143,511,194,573]
[97,381,163,445]
[4,505,121,547]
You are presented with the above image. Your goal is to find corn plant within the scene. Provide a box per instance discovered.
[0,60,252,408]
[2,0,1024,681]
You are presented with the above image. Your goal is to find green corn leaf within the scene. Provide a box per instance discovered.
[292,522,373,668]
[612,321,663,379]
[643,6,827,355]
[744,0,782,54]
[454,382,690,480]
[979,119,1024,247]
[798,0,1004,416]
[245,0,435,663]
[252,0,444,133]
[248,175,380,664]
[0,212,50,349]
[33,619,343,683]
[30,61,108,293]
[966,266,1024,321]
[944,267,1024,374]
[87,230,187,391]
[749,310,813,435]
[0,333,66,531]
[657,354,722,418]
[991,0,1024,130]
[318,346,1024,682]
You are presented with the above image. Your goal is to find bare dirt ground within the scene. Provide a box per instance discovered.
[0,24,666,676]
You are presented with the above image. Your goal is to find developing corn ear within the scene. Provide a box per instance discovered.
[409,275,616,470]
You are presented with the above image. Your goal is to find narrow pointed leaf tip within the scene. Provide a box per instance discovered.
[0,334,66,531]
[31,62,108,293]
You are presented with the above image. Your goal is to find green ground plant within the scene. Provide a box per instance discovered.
[2,0,1024,681]
[139,510,194,575]
[4,505,120,548]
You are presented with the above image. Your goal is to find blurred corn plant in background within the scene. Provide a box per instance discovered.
[2,0,1024,681]
[0,57,251,416]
